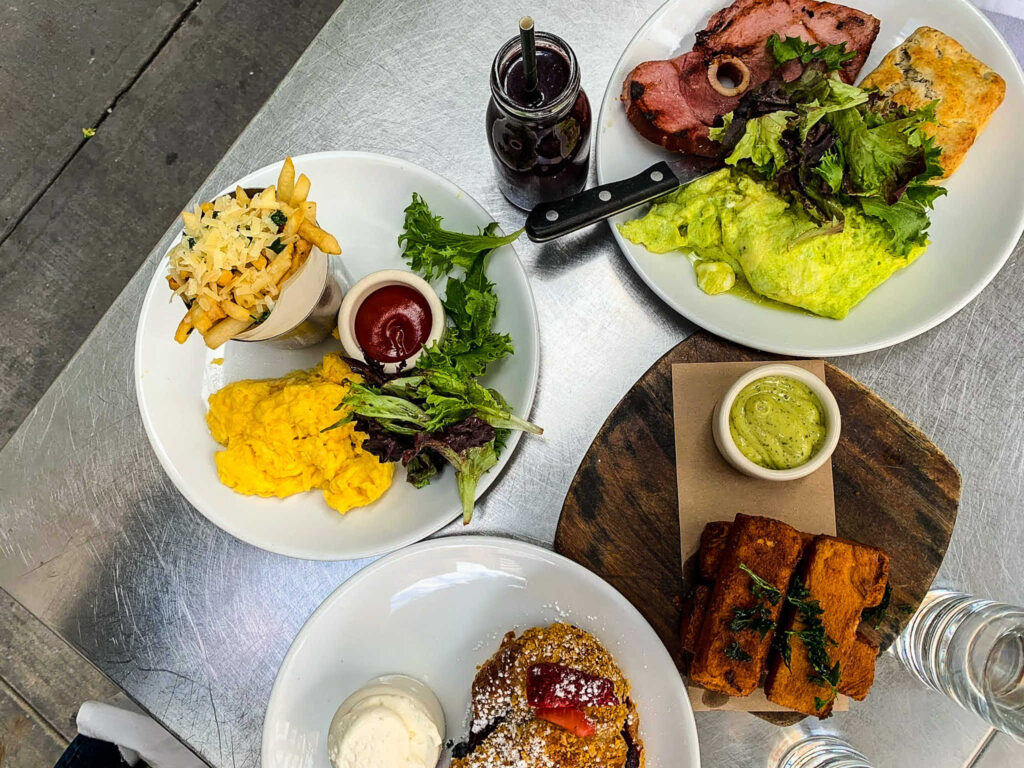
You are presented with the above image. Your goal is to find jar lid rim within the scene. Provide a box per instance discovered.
[490,31,581,118]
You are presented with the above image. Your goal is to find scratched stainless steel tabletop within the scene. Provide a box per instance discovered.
[2,1,1023,766]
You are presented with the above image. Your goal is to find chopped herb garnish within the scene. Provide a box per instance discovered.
[187,237,196,249]
[730,563,781,640]
[739,564,782,605]
[772,628,793,670]
[212,210,219,219]
[862,582,892,629]
[250,309,271,323]
[784,578,840,711]
[731,605,777,637]
[270,210,288,228]
[725,641,753,662]
[268,237,286,254]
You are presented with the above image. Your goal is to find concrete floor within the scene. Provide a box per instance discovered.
[0,1,342,764]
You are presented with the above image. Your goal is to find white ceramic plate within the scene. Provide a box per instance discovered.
[135,152,539,560]
[597,0,1024,356]
[261,536,700,768]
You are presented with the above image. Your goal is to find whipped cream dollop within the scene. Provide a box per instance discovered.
[328,677,444,768]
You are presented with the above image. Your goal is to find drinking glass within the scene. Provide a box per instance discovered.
[775,734,872,768]
[893,588,1024,739]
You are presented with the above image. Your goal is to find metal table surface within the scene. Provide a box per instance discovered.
[2,1,1023,766]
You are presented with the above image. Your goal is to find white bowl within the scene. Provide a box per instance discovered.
[712,363,841,482]
[337,269,445,373]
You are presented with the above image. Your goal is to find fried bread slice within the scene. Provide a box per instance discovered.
[765,535,889,716]
[681,584,712,655]
[698,521,733,582]
[837,632,879,701]
[690,514,805,696]
[699,521,815,583]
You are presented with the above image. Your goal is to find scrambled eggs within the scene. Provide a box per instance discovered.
[206,353,393,513]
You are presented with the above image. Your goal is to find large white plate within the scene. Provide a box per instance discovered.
[261,536,700,768]
[135,152,539,560]
[598,0,1024,356]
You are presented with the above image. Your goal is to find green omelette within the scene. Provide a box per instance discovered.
[619,169,926,320]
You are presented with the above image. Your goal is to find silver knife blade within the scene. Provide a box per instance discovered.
[666,154,726,187]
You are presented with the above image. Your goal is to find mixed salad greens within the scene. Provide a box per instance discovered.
[710,34,946,255]
[332,195,538,524]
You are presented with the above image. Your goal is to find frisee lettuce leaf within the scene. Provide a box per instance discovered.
[399,193,523,280]
[720,111,795,175]
[767,33,856,71]
[798,79,867,140]
[813,150,844,194]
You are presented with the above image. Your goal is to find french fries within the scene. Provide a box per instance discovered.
[277,157,295,204]
[283,206,304,237]
[299,220,341,255]
[219,300,252,322]
[165,155,342,349]
[190,303,213,334]
[203,317,253,350]
[291,174,310,206]
[174,317,193,344]
[285,238,312,282]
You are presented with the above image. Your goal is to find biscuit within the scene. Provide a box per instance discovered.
[860,26,1005,178]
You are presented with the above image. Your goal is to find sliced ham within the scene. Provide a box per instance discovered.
[622,0,880,155]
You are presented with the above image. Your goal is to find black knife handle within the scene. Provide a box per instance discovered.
[524,161,679,242]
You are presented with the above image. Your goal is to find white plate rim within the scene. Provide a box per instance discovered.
[133,151,541,560]
[595,0,1024,357]
[260,534,701,768]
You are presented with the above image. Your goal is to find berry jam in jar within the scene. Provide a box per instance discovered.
[486,31,591,210]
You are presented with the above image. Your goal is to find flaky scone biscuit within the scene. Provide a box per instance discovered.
[860,26,1005,178]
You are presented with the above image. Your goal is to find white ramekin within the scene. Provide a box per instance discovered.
[712,363,841,482]
[337,269,445,373]
[328,674,445,768]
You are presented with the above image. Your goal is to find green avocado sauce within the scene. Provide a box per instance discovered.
[728,375,826,470]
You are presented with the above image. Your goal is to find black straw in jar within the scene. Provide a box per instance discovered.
[519,16,538,98]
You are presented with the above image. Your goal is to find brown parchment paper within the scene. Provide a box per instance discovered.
[672,359,846,713]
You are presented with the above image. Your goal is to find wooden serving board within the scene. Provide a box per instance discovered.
[555,332,960,723]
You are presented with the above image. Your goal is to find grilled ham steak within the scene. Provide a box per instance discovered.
[622,0,880,155]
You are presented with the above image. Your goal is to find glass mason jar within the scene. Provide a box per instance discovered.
[486,31,592,210]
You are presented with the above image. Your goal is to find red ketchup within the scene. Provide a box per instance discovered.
[354,284,433,363]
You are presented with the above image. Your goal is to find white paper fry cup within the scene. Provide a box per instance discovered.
[234,247,343,349]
